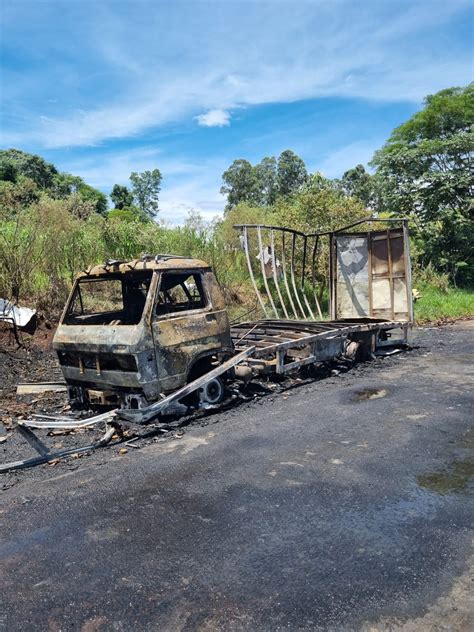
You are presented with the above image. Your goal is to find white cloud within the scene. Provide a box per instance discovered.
[1,0,471,148]
[196,109,231,127]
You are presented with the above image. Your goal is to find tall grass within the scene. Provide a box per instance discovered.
[0,202,255,316]
[414,284,474,323]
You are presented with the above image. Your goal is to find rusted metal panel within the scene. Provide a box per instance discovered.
[78,256,211,279]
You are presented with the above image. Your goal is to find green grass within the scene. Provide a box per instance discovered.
[414,284,474,323]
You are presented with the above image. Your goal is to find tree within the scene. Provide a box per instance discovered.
[51,172,84,198]
[130,169,162,218]
[337,164,377,209]
[0,148,57,189]
[220,159,263,211]
[0,157,18,183]
[221,151,309,210]
[73,183,107,215]
[110,184,134,209]
[277,150,308,196]
[371,84,474,284]
[107,205,149,223]
[50,173,107,214]
[255,156,277,205]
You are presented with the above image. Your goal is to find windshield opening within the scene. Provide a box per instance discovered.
[64,272,153,325]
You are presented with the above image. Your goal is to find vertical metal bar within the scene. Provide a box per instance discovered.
[311,236,323,320]
[329,234,337,320]
[368,232,373,318]
[301,235,315,320]
[280,232,299,318]
[276,349,285,374]
[270,229,289,319]
[301,236,307,288]
[403,220,414,323]
[243,226,269,318]
[387,229,394,320]
[290,233,308,319]
[257,226,279,318]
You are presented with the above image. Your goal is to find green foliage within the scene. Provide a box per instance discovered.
[255,156,278,205]
[0,151,109,218]
[76,183,108,215]
[272,172,366,234]
[0,148,58,189]
[51,172,84,198]
[220,159,263,210]
[336,164,377,209]
[0,177,41,212]
[371,84,474,285]
[221,150,309,211]
[107,206,148,222]
[110,184,134,209]
[276,149,308,196]
[0,158,18,183]
[130,169,162,218]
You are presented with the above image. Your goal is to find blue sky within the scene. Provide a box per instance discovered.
[1,0,472,223]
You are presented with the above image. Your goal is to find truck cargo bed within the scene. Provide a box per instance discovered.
[231,318,408,373]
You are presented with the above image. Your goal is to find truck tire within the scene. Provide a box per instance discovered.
[199,377,225,405]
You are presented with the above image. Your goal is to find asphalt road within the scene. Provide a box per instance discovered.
[1,323,473,631]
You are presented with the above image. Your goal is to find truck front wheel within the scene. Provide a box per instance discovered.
[199,377,225,405]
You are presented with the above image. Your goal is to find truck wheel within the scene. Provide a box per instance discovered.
[199,377,225,405]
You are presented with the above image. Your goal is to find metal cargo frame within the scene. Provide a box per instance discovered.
[234,217,413,324]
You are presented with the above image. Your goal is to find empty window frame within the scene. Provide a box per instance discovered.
[65,273,152,325]
[155,272,207,316]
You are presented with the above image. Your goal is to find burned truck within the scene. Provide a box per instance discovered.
[53,218,414,416]
[53,257,234,409]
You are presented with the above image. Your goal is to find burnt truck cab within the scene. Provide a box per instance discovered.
[53,255,233,409]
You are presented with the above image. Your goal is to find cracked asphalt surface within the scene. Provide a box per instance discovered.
[1,322,473,631]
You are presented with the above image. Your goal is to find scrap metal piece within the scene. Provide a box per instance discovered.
[290,233,308,319]
[301,235,316,320]
[16,424,50,457]
[311,235,324,320]
[16,382,67,395]
[21,409,117,429]
[0,425,116,473]
[280,231,299,318]
[0,299,36,328]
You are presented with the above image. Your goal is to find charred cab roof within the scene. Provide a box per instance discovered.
[77,255,211,279]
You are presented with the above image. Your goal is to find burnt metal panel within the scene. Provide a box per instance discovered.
[331,223,412,323]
